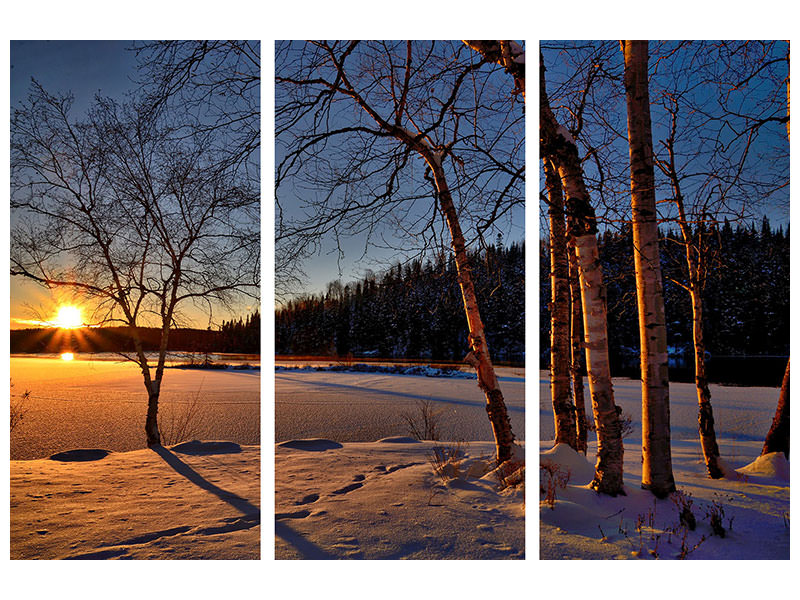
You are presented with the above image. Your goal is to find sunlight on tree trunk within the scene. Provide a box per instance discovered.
[622,40,675,497]
[541,53,624,495]
[568,237,589,455]
[427,157,516,464]
[544,158,577,449]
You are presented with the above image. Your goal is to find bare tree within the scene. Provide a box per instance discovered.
[544,157,577,449]
[541,52,625,496]
[647,41,789,478]
[567,238,589,455]
[275,41,523,464]
[11,81,259,446]
[132,41,260,182]
[622,40,675,498]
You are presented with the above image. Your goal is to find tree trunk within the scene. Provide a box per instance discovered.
[762,359,789,458]
[659,98,725,479]
[568,235,589,455]
[545,157,577,449]
[145,380,162,447]
[622,40,675,498]
[541,53,624,495]
[427,157,515,465]
[689,285,725,477]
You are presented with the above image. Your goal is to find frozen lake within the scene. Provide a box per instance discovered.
[275,366,525,443]
[539,370,781,446]
[10,355,260,460]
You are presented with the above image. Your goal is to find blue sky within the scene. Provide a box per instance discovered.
[11,41,138,114]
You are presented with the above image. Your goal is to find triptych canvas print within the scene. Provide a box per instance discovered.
[7,39,789,565]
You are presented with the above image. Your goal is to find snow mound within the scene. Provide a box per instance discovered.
[736,451,790,481]
[376,436,421,444]
[277,439,343,451]
[170,440,242,455]
[540,443,595,484]
[49,449,110,462]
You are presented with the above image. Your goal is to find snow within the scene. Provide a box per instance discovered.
[275,367,525,558]
[277,367,524,443]
[9,355,260,560]
[540,372,789,559]
[276,439,523,559]
[10,355,259,459]
[10,442,260,559]
[555,124,575,144]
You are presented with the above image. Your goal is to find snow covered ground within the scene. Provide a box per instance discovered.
[275,367,525,559]
[539,371,789,559]
[276,438,524,559]
[10,441,260,559]
[11,355,260,459]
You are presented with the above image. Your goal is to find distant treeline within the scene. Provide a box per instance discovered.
[540,218,789,385]
[276,242,524,363]
[11,311,260,355]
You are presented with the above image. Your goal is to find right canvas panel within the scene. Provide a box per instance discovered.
[540,39,789,559]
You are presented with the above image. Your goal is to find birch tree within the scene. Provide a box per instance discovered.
[650,40,789,477]
[622,40,675,497]
[544,158,577,449]
[11,81,259,447]
[568,236,589,454]
[276,41,522,464]
[541,53,624,495]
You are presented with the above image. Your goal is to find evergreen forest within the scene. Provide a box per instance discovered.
[276,243,524,363]
[541,218,789,385]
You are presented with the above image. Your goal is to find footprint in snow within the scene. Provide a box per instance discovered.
[330,482,364,496]
[295,493,320,505]
[276,509,311,520]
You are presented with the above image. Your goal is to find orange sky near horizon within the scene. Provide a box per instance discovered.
[10,278,255,331]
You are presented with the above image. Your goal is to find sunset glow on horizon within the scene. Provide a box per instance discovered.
[60,352,75,361]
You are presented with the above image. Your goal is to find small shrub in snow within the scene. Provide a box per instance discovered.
[671,490,696,531]
[676,529,707,559]
[540,460,570,509]
[704,499,727,537]
[428,440,467,481]
[10,384,30,433]
[402,398,445,441]
[160,390,209,446]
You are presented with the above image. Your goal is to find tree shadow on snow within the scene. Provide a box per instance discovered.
[152,445,260,519]
[275,520,338,559]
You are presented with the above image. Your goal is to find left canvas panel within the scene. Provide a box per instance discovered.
[9,40,261,559]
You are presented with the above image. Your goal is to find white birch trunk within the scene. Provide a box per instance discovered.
[541,53,624,494]
[545,158,577,449]
[568,235,589,455]
[622,40,675,497]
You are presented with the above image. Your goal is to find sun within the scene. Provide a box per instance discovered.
[60,352,75,361]
[53,306,83,329]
